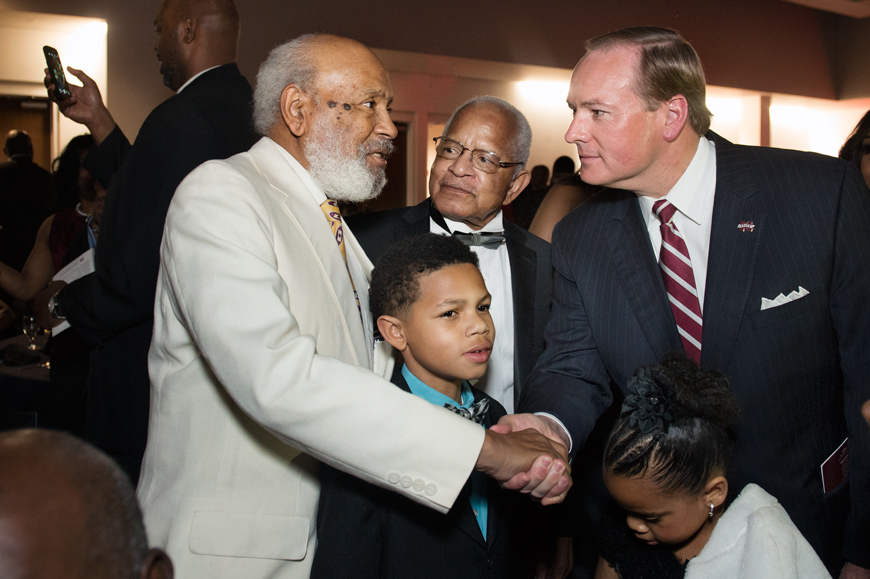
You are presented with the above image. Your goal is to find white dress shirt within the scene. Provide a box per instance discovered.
[637,137,718,312]
[430,211,516,413]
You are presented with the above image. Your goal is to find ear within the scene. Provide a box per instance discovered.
[279,85,312,138]
[377,315,407,351]
[502,169,531,207]
[140,548,174,579]
[180,17,196,45]
[704,475,728,509]
[662,94,690,142]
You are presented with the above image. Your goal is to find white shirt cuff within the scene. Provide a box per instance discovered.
[534,412,574,455]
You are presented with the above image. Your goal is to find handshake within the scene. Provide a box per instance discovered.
[476,414,572,506]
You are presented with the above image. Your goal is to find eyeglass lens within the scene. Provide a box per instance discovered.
[435,138,503,173]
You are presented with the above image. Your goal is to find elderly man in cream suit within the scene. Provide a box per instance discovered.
[137,34,570,579]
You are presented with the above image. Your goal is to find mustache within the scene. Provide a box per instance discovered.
[360,138,397,158]
[439,180,473,194]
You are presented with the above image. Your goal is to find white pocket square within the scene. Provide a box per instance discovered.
[760,286,809,311]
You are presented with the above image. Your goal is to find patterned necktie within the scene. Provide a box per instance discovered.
[653,199,703,363]
[444,398,490,424]
[320,199,360,312]
[320,199,347,263]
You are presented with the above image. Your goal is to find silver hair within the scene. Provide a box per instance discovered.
[442,96,532,167]
[252,34,320,136]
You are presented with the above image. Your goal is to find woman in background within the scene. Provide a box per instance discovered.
[529,172,599,243]
[0,134,104,436]
[839,109,870,189]
[0,134,104,301]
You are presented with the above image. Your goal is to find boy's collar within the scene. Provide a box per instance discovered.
[401,364,474,408]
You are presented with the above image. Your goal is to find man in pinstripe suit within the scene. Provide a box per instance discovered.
[499,27,870,576]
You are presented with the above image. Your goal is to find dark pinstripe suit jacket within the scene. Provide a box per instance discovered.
[348,199,552,409]
[519,134,870,570]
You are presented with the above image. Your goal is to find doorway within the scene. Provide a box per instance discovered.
[0,97,51,170]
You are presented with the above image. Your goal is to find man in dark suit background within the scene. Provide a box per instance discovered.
[499,27,870,577]
[349,96,552,414]
[37,0,258,483]
[0,130,50,302]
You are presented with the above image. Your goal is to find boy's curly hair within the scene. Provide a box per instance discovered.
[369,233,479,320]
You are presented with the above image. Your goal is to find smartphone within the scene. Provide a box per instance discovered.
[43,45,71,100]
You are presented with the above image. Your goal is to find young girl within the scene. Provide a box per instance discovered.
[595,354,830,579]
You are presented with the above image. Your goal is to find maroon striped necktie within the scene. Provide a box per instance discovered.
[653,199,703,363]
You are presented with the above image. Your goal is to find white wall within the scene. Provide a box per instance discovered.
[0,10,107,157]
[770,95,870,156]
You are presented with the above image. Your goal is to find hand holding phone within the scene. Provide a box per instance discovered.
[43,45,71,101]
[40,51,116,142]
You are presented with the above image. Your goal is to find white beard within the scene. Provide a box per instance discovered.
[304,117,394,203]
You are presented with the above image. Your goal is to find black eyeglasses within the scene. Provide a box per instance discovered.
[433,137,523,174]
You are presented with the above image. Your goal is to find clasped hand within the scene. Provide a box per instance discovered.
[477,413,572,505]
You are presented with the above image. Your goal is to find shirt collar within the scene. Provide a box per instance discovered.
[637,137,714,225]
[401,364,475,408]
[267,138,328,205]
[443,209,505,235]
[176,65,221,94]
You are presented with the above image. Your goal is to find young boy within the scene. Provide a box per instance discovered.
[311,233,537,579]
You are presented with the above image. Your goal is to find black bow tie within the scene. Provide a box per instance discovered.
[430,204,504,249]
[444,398,490,424]
[452,231,504,249]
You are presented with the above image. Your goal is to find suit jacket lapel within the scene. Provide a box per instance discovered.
[248,139,369,366]
[608,192,683,359]
[401,198,434,237]
[504,224,539,403]
[702,139,765,371]
[344,228,376,368]
[451,388,488,549]
[480,398,500,551]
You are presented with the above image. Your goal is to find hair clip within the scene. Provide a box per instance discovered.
[621,367,673,434]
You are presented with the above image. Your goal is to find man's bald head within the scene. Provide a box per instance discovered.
[4,130,32,159]
[252,34,384,135]
[164,0,239,36]
[443,96,532,167]
[0,430,172,579]
[154,0,240,91]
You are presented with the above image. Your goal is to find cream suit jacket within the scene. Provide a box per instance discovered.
[137,137,484,579]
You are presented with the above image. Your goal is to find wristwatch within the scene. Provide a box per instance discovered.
[48,293,66,320]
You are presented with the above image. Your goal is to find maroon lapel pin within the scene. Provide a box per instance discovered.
[737,221,755,233]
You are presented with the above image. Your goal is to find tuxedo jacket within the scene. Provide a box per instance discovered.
[138,138,485,579]
[56,64,258,481]
[519,134,870,570]
[313,375,537,579]
[348,199,552,407]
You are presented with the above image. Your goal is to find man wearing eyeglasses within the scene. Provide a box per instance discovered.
[349,96,553,415]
